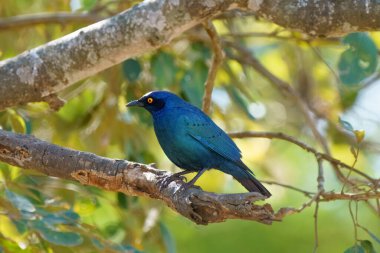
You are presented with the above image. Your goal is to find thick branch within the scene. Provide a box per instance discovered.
[252,0,380,36]
[0,0,248,110]
[0,130,275,225]
[1,0,380,110]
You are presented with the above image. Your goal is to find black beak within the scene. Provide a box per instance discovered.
[126,100,144,107]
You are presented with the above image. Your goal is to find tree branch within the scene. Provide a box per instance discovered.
[251,0,380,37]
[0,12,102,30]
[202,20,224,114]
[1,0,380,110]
[229,131,376,183]
[0,129,275,225]
[1,130,379,224]
[0,0,247,111]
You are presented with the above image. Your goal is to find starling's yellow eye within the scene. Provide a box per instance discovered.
[147,97,154,104]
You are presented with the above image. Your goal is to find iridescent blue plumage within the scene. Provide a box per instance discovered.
[127,91,271,197]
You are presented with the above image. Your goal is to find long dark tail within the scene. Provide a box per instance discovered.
[220,163,271,197]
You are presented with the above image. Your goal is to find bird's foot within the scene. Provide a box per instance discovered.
[159,172,189,190]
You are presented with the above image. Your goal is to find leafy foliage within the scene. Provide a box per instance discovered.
[338,33,378,86]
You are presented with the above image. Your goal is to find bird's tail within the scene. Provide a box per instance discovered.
[220,163,271,197]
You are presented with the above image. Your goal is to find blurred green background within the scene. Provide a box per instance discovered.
[0,0,380,252]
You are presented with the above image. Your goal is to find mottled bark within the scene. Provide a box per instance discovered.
[0,0,246,111]
[1,0,380,110]
[0,130,275,225]
[254,0,380,36]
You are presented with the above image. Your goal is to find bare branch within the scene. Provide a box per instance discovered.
[2,0,380,110]
[0,12,102,30]
[0,129,275,225]
[261,180,314,198]
[316,157,325,193]
[1,130,379,224]
[313,200,320,253]
[249,0,380,37]
[320,192,380,201]
[229,131,376,183]
[202,20,224,114]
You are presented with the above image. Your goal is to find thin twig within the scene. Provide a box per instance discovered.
[262,180,314,198]
[0,12,102,30]
[316,156,325,193]
[308,44,340,83]
[222,31,340,44]
[229,131,376,183]
[313,199,320,253]
[348,200,359,243]
[202,20,225,114]
[341,145,360,193]
[226,42,330,152]
[320,191,380,201]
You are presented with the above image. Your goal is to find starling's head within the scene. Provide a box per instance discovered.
[126,90,183,114]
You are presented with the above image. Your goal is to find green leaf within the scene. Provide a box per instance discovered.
[57,89,95,123]
[360,240,376,253]
[338,33,378,86]
[151,51,177,88]
[5,190,36,213]
[41,209,80,225]
[339,117,354,132]
[112,244,142,253]
[339,88,359,109]
[11,219,27,234]
[160,222,176,253]
[80,0,97,10]
[30,220,83,247]
[191,42,211,61]
[90,237,104,250]
[344,245,365,253]
[117,192,128,209]
[122,59,142,82]
[180,60,208,108]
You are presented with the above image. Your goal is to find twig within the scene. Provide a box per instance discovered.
[0,12,102,30]
[314,157,323,253]
[202,20,224,114]
[229,131,376,183]
[221,31,340,44]
[308,44,340,84]
[341,145,360,193]
[42,94,66,111]
[313,199,320,253]
[320,191,380,201]
[316,156,325,193]
[261,180,314,198]
[348,200,359,243]
[274,190,323,220]
[226,42,330,152]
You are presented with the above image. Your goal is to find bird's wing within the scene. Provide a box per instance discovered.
[180,108,242,164]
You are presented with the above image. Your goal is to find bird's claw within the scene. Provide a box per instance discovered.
[159,173,187,190]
